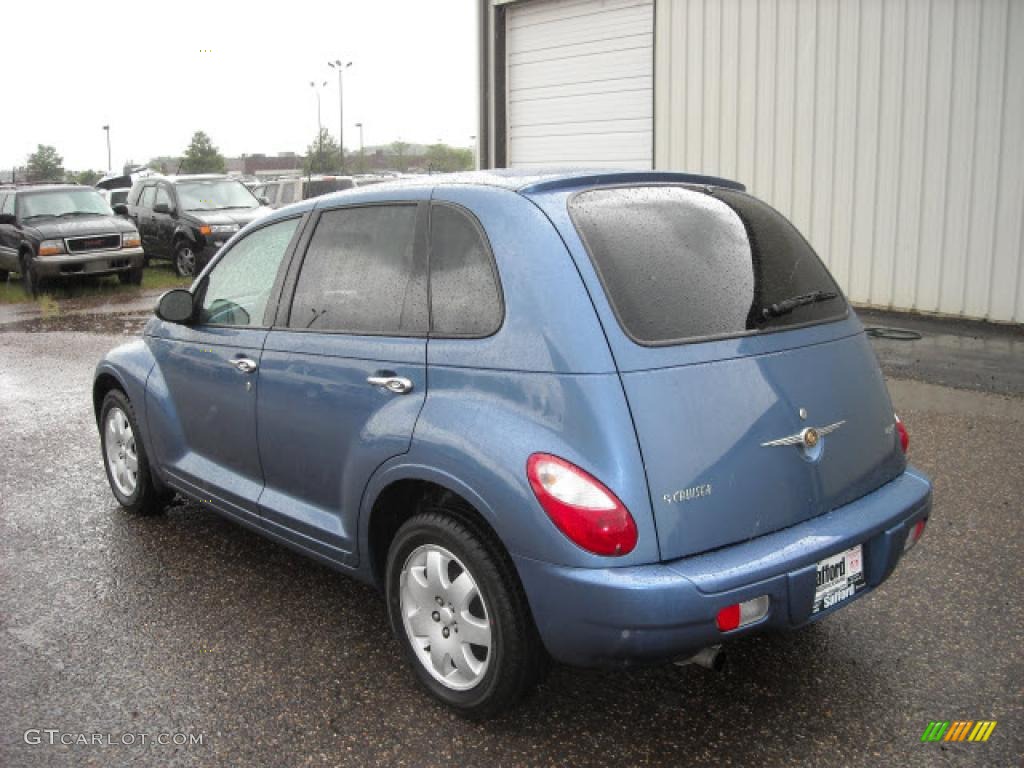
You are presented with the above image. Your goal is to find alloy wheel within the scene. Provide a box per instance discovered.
[104,406,139,497]
[399,544,492,691]
[176,246,196,277]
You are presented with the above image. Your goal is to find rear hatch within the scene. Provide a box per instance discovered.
[567,185,906,560]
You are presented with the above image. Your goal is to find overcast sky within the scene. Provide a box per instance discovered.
[1,0,478,172]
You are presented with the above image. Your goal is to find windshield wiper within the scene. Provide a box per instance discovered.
[760,290,839,320]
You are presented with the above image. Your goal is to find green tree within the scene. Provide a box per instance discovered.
[26,145,65,181]
[389,140,411,172]
[69,169,103,186]
[180,131,226,173]
[304,128,342,174]
[425,143,474,173]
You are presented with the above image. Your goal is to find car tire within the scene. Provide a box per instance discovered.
[99,389,170,515]
[385,505,545,719]
[173,241,197,278]
[20,254,40,297]
[118,267,143,286]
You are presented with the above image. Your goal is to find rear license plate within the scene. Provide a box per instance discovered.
[812,545,866,614]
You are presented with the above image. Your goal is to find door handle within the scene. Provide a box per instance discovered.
[367,374,414,394]
[231,357,258,374]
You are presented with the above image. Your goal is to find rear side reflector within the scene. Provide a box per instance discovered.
[904,518,926,553]
[527,453,637,556]
[716,595,770,632]
[895,414,910,454]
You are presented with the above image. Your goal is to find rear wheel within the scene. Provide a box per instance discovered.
[386,507,545,719]
[173,241,197,278]
[100,389,170,515]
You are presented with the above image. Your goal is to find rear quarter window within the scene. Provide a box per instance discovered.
[569,185,846,345]
[428,204,502,337]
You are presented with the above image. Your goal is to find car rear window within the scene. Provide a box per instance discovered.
[569,185,847,345]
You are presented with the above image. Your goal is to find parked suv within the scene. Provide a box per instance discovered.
[0,183,143,295]
[126,174,271,277]
[253,175,355,209]
[94,170,932,718]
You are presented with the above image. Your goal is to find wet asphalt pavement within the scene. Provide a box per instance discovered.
[0,300,1021,767]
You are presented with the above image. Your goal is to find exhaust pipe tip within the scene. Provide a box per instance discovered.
[674,645,726,672]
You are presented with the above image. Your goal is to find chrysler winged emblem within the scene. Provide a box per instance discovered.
[761,421,846,449]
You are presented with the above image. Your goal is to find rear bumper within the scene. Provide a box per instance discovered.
[514,466,932,667]
[34,247,144,277]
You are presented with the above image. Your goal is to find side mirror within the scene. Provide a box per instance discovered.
[112,203,129,216]
[153,202,173,215]
[0,213,15,226]
[258,196,270,206]
[155,289,195,324]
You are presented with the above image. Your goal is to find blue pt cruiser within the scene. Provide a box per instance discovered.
[94,170,932,718]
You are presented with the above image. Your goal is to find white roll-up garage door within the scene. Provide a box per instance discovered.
[506,0,654,169]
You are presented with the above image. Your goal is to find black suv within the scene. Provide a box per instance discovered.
[0,184,144,295]
[126,174,271,277]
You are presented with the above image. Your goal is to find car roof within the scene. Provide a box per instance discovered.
[7,183,87,194]
[142,174,234,184]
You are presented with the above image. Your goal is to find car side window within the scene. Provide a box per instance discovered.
[288,204,426,335]
[428,204,503,337]
[263,184,278,204]
[198,217,300,327]
[0,193,13,216]
[155,186,174,209]
[139,186,156,209]
[279,182,295,205]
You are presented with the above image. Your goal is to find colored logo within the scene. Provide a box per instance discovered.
[921,721,997,742]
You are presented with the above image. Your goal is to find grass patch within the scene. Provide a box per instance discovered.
[0,263,189,307]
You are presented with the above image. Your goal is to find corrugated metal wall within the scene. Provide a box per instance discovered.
[655,0,1024,323]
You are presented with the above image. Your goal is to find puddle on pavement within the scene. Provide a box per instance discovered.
[0,311,149,335]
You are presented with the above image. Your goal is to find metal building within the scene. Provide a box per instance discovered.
[478,0,1024,323]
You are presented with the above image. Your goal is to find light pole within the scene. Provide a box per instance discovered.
[102,125,111,172]
[328,59,352,171]
[355,122,364,172]
[310,80,327,173]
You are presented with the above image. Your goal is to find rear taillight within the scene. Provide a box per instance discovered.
[895,414,910,454]
[715,595,770,632]
[527,453,637,556]
[904,518,926,553]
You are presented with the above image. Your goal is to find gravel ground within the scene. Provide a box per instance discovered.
[0,323,1021,767]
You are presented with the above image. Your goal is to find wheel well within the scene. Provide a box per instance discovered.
[92,373,124,424]
[368,479,512,590]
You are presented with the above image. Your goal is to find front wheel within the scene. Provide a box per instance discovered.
[118,267,143,286]
[173,241,197,278]
[386,508,545,719]
[20,255,40,297]
[100,390,169,515]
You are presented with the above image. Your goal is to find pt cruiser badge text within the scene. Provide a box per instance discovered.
[663,484,713,504]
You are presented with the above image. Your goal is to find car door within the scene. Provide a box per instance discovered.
[145,215,306,521]
[136,185,157,253]
[152,183,178,258]
[256,200,429,564]
[0,192,18,271]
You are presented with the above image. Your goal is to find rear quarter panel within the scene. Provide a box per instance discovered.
[358,185,659,567]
